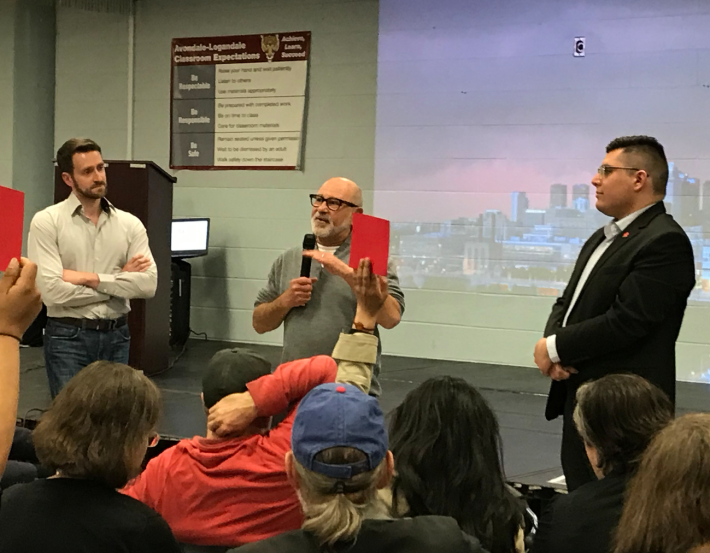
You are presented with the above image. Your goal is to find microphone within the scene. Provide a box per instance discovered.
[300,234,317,278]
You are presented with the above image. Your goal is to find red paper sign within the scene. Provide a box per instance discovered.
[349,213,390,276]
[0,185,24,271]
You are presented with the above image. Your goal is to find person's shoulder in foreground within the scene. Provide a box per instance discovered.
[0,478,181,553]
[533,473,627,553]
[233,515,488,553]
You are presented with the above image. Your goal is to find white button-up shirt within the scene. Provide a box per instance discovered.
[28,193,157,320]
[547,203,656,363]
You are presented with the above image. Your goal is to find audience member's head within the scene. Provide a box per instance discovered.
[202,347,271,409]
[388,376,522,553]
[614,413,710,553]
[573,374,673,479]
[33,361,161,489]
[285,383,394,546]
[201,348,272,437]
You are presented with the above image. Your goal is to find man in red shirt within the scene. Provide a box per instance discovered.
[122,260,385,548]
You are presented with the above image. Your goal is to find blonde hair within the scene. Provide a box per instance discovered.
[294,447,388,546]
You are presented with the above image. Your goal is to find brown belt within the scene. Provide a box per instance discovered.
[50,316,128,332]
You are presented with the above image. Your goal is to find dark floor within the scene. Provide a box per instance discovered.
[18,340,710,490]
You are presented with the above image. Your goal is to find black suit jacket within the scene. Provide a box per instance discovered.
[543,201,695,419]
[531,472,628,553]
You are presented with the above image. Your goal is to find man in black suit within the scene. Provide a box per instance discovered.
[533,135,695,491]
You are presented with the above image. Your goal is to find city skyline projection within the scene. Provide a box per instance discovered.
[386,161,710,302]
[374,0,710,306]
[374,0,710,381]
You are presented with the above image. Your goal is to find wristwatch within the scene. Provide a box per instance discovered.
[350,321,375,334]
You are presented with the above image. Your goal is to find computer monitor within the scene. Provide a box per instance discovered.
[171,218,210,259]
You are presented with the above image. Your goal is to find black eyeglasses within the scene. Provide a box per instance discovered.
[597,165,641,178]
[309,194,360,211]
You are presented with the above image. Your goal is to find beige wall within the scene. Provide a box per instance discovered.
[54,0,379,349]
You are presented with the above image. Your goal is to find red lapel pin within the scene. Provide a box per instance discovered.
[622,231,630,238]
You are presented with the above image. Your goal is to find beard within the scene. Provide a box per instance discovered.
[73,178,107,200]
[311,213,350,239]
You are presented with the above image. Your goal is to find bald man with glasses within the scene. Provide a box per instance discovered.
[251,177,404,396]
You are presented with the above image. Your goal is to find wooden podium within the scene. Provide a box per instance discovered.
[54,161,176,376]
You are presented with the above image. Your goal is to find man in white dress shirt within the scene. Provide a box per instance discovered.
[28,138,157,397]
[533,136,695,491]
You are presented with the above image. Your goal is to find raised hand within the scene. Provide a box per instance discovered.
[0,258,42,341]
[353,258,388,320]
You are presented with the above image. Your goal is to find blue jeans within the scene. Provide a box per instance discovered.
[43,319,131,398]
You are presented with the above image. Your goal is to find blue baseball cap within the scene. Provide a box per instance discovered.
[292,383,388,480]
